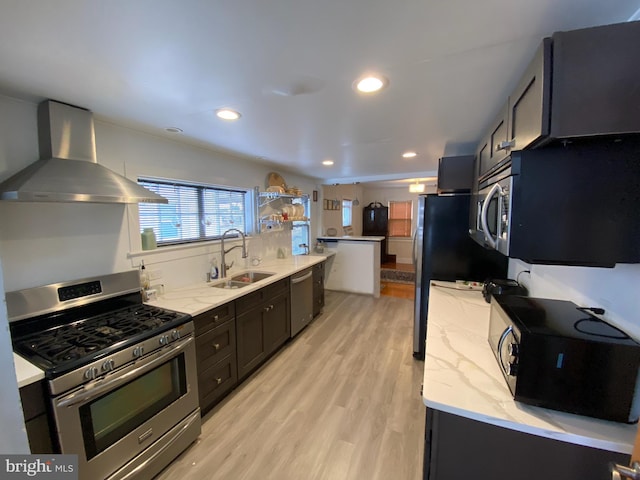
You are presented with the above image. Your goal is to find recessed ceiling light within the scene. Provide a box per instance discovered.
[165,127,183,133]
[322,160,334,166]
[354,74,388,94]
[402,151,417,158]
[215,108,241,121]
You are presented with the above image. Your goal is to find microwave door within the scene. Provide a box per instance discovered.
[480,182,503,249]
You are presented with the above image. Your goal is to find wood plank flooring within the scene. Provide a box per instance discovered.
[156,291,425,480]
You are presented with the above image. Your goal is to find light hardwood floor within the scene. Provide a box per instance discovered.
[156,291,425,480]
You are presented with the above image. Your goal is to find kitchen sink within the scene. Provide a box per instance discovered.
[211,280,251,289]
[230,271,274,284]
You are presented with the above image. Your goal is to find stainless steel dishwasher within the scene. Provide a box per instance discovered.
[290,267,314,337]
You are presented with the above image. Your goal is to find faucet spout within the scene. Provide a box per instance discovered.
[220,228,248,278]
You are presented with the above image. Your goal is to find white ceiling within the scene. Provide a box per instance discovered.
[0,1,638,186]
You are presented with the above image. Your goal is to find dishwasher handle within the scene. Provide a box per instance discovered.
[291,271,313,284]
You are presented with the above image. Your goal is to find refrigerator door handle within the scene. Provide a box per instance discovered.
[412,228,418,266]
[480,182,502,249]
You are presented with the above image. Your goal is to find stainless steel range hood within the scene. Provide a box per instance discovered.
[0,100,168,204]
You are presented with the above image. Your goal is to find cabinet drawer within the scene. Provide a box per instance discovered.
[198,355,237,413]
[235,278,289,315]
[193,302,235,335]
[196,320,236,372]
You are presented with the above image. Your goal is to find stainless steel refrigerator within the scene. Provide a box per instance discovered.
[412,194,507,359]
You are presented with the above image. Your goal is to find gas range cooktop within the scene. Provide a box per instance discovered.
[12,303,189,376]
[7,271,191,379]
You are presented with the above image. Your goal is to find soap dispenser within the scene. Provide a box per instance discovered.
[140,261,150,300]
[210,258,219,280]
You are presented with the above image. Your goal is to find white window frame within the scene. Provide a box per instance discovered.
[137,178,255,247]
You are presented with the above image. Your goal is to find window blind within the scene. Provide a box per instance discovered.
[138,179,247,246]
[388,200,412,237]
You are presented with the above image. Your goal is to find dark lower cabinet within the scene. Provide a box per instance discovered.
[194,303,237,415]
[194,278,292,412]
[263,293,290,356]
[312,261,325,317]
[236,304,266,380]
[236,278,290,381]
[19,381,54,453]
[423,408,629,480]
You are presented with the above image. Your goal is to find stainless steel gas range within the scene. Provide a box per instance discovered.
[7,271,201,480]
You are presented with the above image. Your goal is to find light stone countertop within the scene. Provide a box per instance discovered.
[13,254,333,388]
[145,254,331,316]
[317,236,385,241]
[422,281,636,454]
[14,352,45,388]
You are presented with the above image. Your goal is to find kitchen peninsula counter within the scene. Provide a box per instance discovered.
[421,281,635,454]
[317,236,382,297]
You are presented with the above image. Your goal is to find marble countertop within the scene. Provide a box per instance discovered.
[146,254,329,316]
[422,281,636,454]
[317,236,385,242]
[14,353,44,388]
[13,254,332,388]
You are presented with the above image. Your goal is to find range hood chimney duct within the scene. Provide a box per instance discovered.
[0,100,168,204]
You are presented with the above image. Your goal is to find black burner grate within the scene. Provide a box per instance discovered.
[14,303,188,369]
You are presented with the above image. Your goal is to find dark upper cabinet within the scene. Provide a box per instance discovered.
[477,21,640,182]
[508,38,551,152]
[437,155,475,193]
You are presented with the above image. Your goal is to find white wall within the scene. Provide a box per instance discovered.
[0,95,321,292]
[320,183,364,237]
[509,259,640,340]
[0,257,30,454]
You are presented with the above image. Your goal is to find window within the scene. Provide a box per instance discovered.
[138,179,252,246]
[291,197,310,255]
[388,200,412,237]
[342,199,353,227]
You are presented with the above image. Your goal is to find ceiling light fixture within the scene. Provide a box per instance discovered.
[402,151,417,158]
[322,160,334,166]
[354,74,388,94]
[409,181,426,193]
[215,108,241,121]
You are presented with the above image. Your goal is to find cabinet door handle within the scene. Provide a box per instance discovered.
[495,139,515,151]
[213,343,220,351]
[213,314,219,321]
[216,377,222,385]
[264,306,270,312]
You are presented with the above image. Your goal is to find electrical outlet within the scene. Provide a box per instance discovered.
[148,269,163,281]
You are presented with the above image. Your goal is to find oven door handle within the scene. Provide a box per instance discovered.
[497,325,513,376]
[480,182,503,249]
[56,335,194,408]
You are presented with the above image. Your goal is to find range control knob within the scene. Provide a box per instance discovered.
[171,329,180,341]
[507,343,519,357]
[506,361,518,376]
[84,366,99,380]
[159,335,170,346]
[132,346,145,358]
[101,359,115,372]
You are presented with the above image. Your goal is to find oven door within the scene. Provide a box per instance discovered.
[475,175,513,256]
[52,334,200,480]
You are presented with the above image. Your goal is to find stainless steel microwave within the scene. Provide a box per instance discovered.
[469,140,640,267]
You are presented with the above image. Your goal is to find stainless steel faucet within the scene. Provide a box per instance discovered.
[220,228,248,278]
